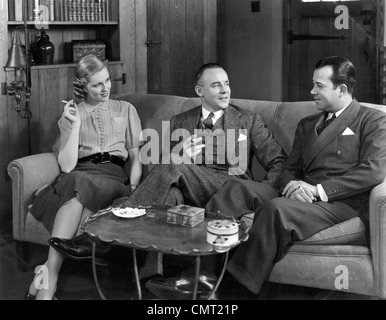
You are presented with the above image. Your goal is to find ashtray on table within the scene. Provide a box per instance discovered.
[112,207,147,219]
[207,219,239,252]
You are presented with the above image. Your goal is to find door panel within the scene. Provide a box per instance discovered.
[284,0,378,103]
[147,0,217,97]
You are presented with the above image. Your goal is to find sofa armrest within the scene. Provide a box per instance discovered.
[7,153,60,241]
[369,181,386,299]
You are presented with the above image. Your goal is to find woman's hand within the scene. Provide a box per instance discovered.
[63,100,80,126]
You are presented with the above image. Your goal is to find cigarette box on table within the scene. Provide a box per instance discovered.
[166,205,205,228]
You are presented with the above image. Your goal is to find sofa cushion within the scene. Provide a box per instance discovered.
[297,217,367,246]
[273,101,318,155]
[24,211,51,245]
[241,214,367,246]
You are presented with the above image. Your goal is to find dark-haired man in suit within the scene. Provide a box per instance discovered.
[206,56,386,296]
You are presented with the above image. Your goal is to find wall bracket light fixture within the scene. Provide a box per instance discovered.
[2,30,32,119]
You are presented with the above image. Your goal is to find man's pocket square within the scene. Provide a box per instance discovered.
[342,127,355,136]
[238,133,247,142]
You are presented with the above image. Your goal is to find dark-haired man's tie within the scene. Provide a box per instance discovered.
[317,113,336,135]
[203,112,215,130]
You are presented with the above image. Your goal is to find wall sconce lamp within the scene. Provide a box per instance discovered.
[2,30,32,119]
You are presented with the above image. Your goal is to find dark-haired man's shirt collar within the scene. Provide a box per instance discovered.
[327,101,350,120]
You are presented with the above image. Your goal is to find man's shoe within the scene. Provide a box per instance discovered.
[146,272,217,300]
[49,234,111,261]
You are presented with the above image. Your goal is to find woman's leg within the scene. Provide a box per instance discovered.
[76,208,94,236]
[32,195,84,300]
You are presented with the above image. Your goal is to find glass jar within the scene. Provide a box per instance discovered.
[34,29,54,64]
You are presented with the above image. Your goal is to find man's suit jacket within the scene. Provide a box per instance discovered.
[168,104,287,189]
[280,99,386,220]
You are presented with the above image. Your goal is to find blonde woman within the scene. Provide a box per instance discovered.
[25,55,143,300]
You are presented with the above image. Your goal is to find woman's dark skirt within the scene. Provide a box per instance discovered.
[30,162,130,232]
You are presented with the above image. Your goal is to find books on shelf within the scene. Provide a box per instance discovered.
[14,0,23,21]
[27,0,34,21]
[8,0,15,21]
[7,0,111,22]
[50,0,55,21]
[54,0,61,21]
[33,0,40,21]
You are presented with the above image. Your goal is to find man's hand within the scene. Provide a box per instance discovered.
[182,135,205,163]
[282,180,318,203]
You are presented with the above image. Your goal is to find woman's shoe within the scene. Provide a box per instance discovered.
[49,235,111,262]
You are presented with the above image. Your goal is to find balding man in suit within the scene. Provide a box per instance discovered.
[127,62,286,209]
[206,56,386,295]
[128,63,286,299]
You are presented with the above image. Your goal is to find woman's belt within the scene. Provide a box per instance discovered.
[78,153,125,168]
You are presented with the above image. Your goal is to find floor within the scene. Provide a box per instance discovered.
[0,237,376,301]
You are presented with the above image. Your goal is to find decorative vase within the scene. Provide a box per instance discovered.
[34,29,54,64]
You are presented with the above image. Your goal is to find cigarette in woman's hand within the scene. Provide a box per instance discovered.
[62,100,76,115]
[62,100,75,106]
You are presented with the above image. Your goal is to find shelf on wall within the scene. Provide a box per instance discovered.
[30,60,123,70]
[8,21,118,26]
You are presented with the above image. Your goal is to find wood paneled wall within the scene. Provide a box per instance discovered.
[282,0,378,103]
[1,0,12,240]
[147,0,217,97]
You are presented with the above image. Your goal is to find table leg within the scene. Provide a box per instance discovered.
[92,241,107,300]
[208,251,229,300]
[132,248,142,300]
[192,256,201,300]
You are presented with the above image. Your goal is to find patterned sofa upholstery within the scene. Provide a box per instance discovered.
[7,93,386,298]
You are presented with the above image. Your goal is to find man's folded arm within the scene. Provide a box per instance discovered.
[250,113,288,189]
[279,121,305,192]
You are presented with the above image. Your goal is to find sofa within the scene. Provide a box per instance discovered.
[7,93,386,299]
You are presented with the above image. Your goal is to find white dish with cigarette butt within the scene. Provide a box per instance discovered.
[112,207,147,218]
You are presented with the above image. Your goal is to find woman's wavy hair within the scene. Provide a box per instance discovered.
[73,54,111,99]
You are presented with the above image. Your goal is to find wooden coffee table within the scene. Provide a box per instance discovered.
[81,204,249,300]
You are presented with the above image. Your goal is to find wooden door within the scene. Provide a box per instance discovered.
[146,0,217,97]
[283,0,378,103]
